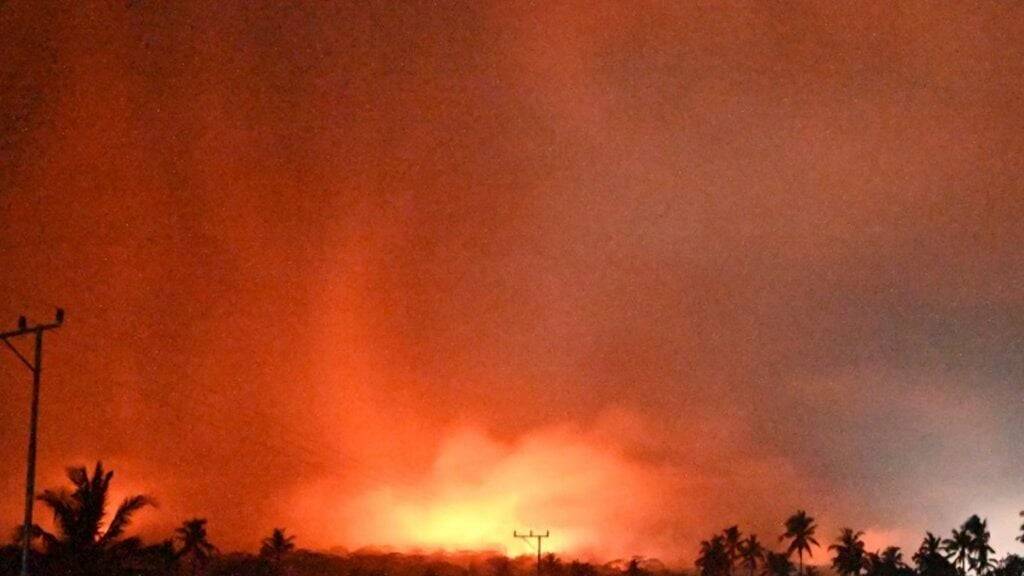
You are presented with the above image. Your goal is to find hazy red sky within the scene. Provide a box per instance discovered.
[2,0,1023,565]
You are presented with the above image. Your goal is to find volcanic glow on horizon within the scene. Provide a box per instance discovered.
[323,426,662,557]
[2,0,1024,565]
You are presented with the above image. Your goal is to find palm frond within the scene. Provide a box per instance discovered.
[100,494,155,544]
[37,489,77,538]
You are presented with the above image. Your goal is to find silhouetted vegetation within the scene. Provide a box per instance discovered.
[4,464,1024,576]
[829,529,866,576]
[11,462,155,576]
[697,511,1024,576]
[177,518,217,576]
[739,535,765,576]
[780,511,819,576]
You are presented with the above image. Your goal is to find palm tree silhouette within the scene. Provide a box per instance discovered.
[739,535,766,576]
[175,518,216,576]
[963,516,995,576]
[260,528,296,573]
[780,511,820,576]
[697,535,731,576]
[944,528,973,576]
[917,533,944,559]
[829,528,866,576]
[33,461,153,575]
[724,527,744,576]
[915,532,958,576]
[866,547,913,576]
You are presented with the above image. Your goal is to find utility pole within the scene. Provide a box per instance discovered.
[1,308,64,576]
[514,529,550,576]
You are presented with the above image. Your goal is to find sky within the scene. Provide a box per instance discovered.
[1,0,1023,566]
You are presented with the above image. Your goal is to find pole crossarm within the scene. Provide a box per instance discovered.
[514,529,550,576]
[0,322,62,339]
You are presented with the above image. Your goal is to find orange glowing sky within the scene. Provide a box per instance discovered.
[2,1,1024,566]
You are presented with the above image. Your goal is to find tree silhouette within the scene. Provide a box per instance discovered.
[762,552,795,576]
[135,539,180,576]
[915,532,958,576]
[780,511,820,576]
[488,556,515,576]
[33,461,153,576]
[1018,512,1024,545]
[865,547,914,576]
[567,560,597,576]
[739,535,766,576]
[698,535,731,576]
[175,518,216,576]
[625,557,650,576]
[541,553,564,576]
[724,527,744,576]
[945,528,973,576]
[830,528,867,576]
[994,555,1024,576]
[260,527,296,564]
[964,516,996,576]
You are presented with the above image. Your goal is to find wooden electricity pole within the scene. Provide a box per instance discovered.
[514,529,550,576]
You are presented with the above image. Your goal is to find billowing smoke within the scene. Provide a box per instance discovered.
[2,0,1024,566]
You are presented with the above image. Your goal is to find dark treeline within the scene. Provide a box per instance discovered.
[695,511,1024,576]
[0,462,675,576]
[3,463,1023,576]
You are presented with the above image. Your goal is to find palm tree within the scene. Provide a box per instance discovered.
[175,518,216,576]
[739,535,766,576]
[698,535,731,576]
[830,528,867,576]
[34,461,153,575]
[260,528,296,565]
[260,528,295,576]
[915,532,957,576]
[724,527,744,576]
[917,533,944,560]
[762,552,795,576]
[945,528,973,576]
[963,516,995,576]
[866,547,913,576]
[780,511,820,576]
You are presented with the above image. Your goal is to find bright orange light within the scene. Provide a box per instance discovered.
[393,497,521,551]
[319,425,667,558]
